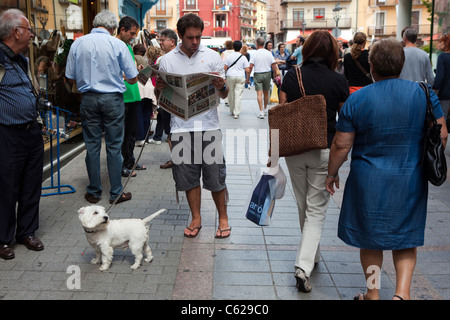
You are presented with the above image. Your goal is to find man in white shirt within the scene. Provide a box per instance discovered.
[155,14,231,239]
[249,37,279,119]
[399,28,435,85]
[225,40,250,119]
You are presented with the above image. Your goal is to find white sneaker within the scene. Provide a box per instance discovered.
[258,113,264,119]
[148,139,162,145]
[135,140,146,147]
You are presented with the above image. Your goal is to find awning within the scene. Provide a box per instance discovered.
[200,37,232,48]
[423,33,442,41]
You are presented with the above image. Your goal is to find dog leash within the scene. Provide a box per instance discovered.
[105,117,155,213]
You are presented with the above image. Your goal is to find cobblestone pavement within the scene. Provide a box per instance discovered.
[1,88,449,302]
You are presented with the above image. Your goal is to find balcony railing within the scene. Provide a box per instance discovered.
[369,0,398,7]
[367,24,431,36]
[280,18,352,29]
[150,5,174,17]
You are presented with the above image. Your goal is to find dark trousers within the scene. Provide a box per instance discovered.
[153,108,171,141]
[0,123,44,244]
[122,101,139,169]
[136,98,152,141]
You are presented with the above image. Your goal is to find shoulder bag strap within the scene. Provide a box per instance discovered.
[295,66,306,97]
[226,55,243,76]
[418,81,436,125]
[353,58,373,82]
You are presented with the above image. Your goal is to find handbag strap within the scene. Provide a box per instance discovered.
[353,58,373,82]
[418,81,437,125]
[225,55,243,76]
[295,67,305,97]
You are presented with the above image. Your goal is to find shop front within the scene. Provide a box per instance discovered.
[1,0,156,176]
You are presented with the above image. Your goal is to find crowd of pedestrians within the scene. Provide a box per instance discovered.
[0,8,449,300]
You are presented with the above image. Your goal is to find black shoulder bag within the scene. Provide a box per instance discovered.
[418,81,447,186]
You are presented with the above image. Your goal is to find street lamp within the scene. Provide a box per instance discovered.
[333,2,342,29]
[332,3,342,38]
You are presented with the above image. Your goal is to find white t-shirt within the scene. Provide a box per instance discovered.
[158,44,224,133]
[225,51,250,77]
[249,48,276,73]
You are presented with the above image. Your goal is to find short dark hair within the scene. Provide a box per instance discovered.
[133,43,146,56]
[403,28,418,44]
[118,15,139,34]
[233,40,242,51]
[160,28,178,43]
[177,14,204,37]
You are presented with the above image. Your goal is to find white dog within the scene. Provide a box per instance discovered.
[78,205,166,271]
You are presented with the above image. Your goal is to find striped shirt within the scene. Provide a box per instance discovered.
[0,42,38,126]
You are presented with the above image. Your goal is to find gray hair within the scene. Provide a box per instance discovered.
[0,9,26,40]
[92,10,119,30]
[160,28,178,43]
[255,37,265,47]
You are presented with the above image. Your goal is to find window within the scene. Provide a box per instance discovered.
[156,20,166,30]
[313,8,325,20]
[215,0,226,7]
[293,9,304,27]
[156,0,166,15]
[186,0,196,10]
[375,11,385,35]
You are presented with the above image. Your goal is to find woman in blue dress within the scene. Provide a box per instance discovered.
[326,39,448,300]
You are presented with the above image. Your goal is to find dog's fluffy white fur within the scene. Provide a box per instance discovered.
[78,205,166,271]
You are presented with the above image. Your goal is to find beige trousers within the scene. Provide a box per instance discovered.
[285,148,330,277]
[226,76,245,116]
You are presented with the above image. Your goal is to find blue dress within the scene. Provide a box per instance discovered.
[336,79,444,250]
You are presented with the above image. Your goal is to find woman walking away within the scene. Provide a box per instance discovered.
[326,38,448,300]
[343,32,373,94]
[279,30,349,293]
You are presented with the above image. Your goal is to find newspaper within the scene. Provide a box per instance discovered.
[139,65,222,120]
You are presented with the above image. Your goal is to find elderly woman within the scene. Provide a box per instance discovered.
[279,30,349,293]
[326,39,448,300]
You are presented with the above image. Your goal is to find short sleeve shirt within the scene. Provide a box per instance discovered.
[158,43,224,133]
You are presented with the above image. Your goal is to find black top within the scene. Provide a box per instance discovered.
[343,50,373,87]
[280,57,349,147]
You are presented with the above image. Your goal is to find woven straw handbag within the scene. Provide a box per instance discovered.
[268,67,328,158]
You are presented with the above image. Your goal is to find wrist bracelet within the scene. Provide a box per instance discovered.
[218,83,227,92]
[326,173,338,178]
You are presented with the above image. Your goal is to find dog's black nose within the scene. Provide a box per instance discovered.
[103,216,108,222]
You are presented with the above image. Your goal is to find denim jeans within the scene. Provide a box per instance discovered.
[80,92,125,200]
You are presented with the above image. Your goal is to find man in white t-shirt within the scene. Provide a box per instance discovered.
[249,37,278,119]
[225,40,250,119]
[155,14,231,239]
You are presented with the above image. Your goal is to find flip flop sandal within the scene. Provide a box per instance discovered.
[184,226,202,238]
[122,169,137,177]
[215,227,231,239]
[134,163,147,170]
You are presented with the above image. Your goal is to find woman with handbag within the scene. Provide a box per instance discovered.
[326,39,448,300]
[343,32,373,94]
[278,30,349,293]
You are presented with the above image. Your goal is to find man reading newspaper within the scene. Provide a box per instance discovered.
[155,14,231,239]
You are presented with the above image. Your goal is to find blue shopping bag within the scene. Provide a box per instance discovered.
[245,165,286,226]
